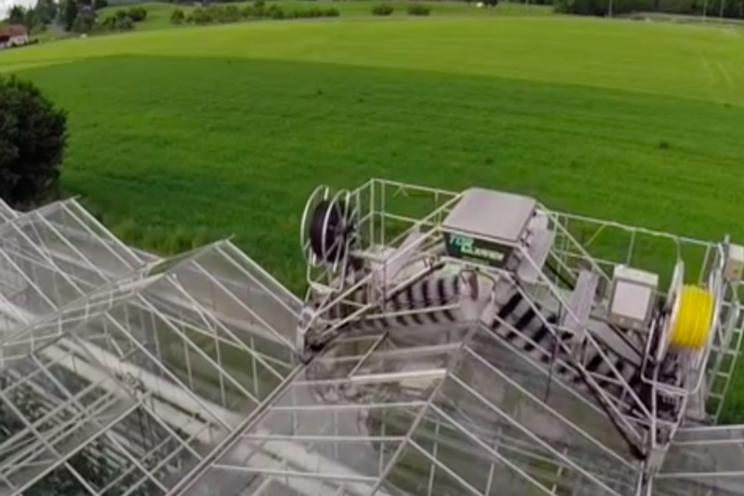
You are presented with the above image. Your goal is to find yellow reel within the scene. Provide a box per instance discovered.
[668,285,714,350]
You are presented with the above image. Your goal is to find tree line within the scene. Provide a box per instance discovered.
[6,0,104,33]
[555,0,744,18]
[171,1,339,24]
[5,0,150,35]
[6,0,61,32]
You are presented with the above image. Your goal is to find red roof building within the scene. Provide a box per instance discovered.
[0,24,27,38]
[0,24,28,48]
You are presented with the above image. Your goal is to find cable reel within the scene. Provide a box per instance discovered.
[300,186,359,272]
[668,286,714,350]
[656,260,715,361]
[300,185,330,266]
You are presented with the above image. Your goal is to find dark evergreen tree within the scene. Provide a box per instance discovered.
[0,76,67,209]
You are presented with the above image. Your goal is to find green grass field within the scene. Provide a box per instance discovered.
[3,3,744,419]
[3,11,743,284]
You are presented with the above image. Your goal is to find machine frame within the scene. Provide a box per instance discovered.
[298,178,744,489]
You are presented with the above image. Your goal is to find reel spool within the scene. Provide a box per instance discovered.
[657,260,714,360]
[300,185,330,266]
[667,286,714,351]
[300,187,358,272]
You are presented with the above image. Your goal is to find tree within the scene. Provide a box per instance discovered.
[61,0,79,31]
[34,0,58,25]
[71,10,95,32]
[24,8,39,29]
[114,15,134,30]
[8,5,26,24]
[127,6,148,21]
[0,76,67,209]
[170,8,185,23]
[93,0,108,10]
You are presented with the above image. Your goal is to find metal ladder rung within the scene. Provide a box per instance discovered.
[561,270,599,334]
[516,228,555,284]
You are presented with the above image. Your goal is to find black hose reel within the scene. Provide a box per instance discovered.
[301,187,358,269]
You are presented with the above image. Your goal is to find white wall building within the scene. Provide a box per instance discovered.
[0,25,29,49]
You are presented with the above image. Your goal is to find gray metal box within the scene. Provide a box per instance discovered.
[443,188,537,245]
[607,265,658,332]
[441,188,537,268]
[725,244,744,283]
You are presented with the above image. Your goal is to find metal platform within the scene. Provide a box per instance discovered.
[0,179,743,495]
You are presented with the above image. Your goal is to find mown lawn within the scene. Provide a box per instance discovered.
[10,51,742,287]
[1,15,741,285]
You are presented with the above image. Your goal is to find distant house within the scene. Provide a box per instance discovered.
[0,25,28,49]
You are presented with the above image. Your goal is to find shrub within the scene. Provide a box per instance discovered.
[127,6,148,21]
[267,5,285,18]
[252,0,266,16]
[0,76,67,209]
[205,5,224,22]
[115,15,134,30]
[100,16,129,31]
[225,5,241,21]
[407,4,430,15]
[109,9,138,29]
[191,7,212,23]
[170,8,185,23]
[203,4,241,22]
[178,0,339,24]
[372,3,394,15]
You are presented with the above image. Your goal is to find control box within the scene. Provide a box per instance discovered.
[442,188,536,268]
[725,244,744,283]
[607,265,659,332]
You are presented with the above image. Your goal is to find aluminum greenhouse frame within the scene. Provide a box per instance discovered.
[0,181,744,496]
